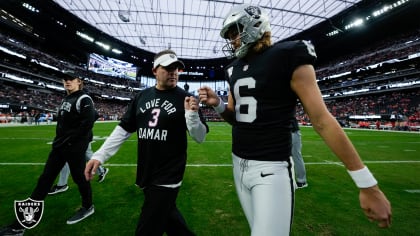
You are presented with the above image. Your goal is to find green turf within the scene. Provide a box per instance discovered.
[0,122,419,235]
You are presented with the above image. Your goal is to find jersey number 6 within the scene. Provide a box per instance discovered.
[233,77,257,123]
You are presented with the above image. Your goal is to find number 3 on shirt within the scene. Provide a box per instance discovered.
[149,108,160,127]
[233,77,257,123]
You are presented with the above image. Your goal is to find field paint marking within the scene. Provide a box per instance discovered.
[0,137,229,143]
[0,163,46,165]
[0,163,231,167]
[404,190,420,193]
[1,160,420,167]
[323,160,344,167]
[363,160,420,164]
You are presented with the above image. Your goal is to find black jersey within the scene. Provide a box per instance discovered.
[119,86,199,188]
[225,40,317,161]
[53,90,96,150]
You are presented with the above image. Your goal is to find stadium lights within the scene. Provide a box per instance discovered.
[317,71,351,82]
[55,20,67,28]
[343,88,369,95]
[326,30,340,37]
[372,0,410,17]
[109,83,126,89]
[29,59,59,71]
[344,18,364,30]
[389,81,420,88]
[22,3,39,13]
[113,96,131,101]
[76,31,94,42]
[95,41,110,50]
[88,79,106,85]
[326,0,411,37]
[4,73,33,84]
[77,32,122,54]
[46,84,65,91]
[111,48,122,54]
[0,45,26,59]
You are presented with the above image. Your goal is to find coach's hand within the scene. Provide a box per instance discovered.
[360,186,392,228]
[85,159,101,181]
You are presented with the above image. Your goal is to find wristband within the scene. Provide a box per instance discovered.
[347,166,378,188]
[213,98,226,114]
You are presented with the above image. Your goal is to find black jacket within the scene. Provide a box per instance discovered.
[52,90,96,149]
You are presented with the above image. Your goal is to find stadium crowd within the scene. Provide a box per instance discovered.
[0,28,419,130]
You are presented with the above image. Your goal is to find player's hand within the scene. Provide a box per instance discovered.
[359,186,392,228]
[85,159,101,181]
[198,86,219,107]
[185,96,198,111]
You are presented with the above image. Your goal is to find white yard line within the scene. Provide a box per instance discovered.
[1,160,420,167]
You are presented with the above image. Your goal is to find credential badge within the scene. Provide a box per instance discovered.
[14,198,44,229]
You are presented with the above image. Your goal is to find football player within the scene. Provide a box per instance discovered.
[199,4,391,235]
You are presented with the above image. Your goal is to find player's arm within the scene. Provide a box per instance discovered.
[198,86,235,125]
[292,65,364,169]
[291,64,391,228]
[85,125,132,180]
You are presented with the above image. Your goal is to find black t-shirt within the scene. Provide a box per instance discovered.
[119,86,200,187]
[225,40,317,161]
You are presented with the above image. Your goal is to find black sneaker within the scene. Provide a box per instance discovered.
[66,205,94,225]
[296,182,308,189]
[0,225,25,236]
[98,168,109,183]
[48,184,69,195]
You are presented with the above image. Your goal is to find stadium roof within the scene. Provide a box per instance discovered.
[0,0,418,76]
[53,0,363,59]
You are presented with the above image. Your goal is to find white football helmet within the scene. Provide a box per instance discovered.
[220,4,271,58]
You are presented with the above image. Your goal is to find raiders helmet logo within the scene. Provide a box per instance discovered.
[244,6,261,19]
[14,198,44,229]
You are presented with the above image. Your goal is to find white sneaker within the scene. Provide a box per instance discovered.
[296,182,308,189]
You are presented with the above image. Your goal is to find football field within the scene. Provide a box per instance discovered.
[0,122,419,235]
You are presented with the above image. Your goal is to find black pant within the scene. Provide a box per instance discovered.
[30,146,92,207]
[12,145,92,229]
[135,185,195,236]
